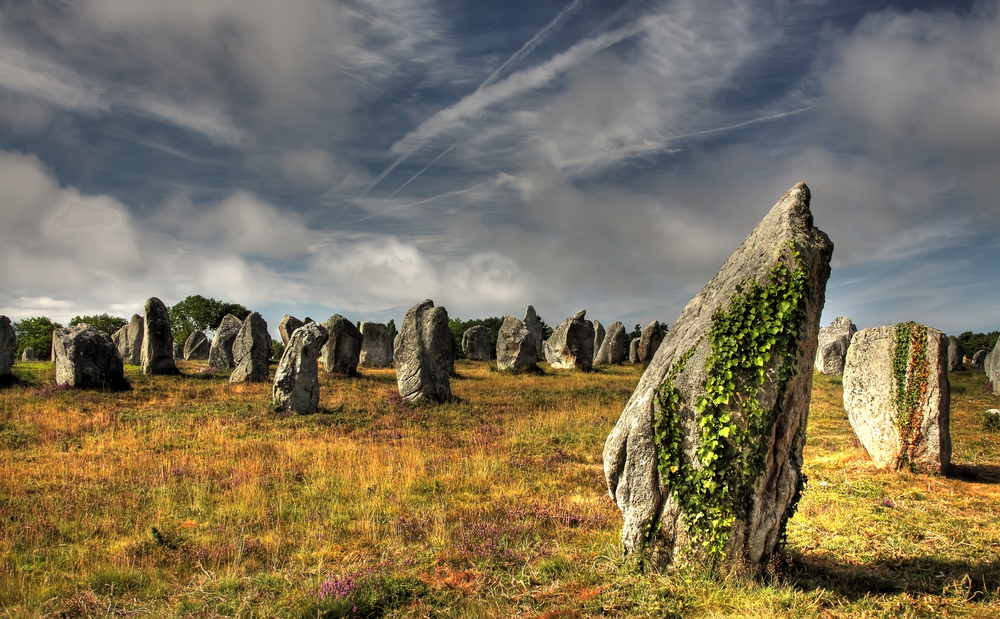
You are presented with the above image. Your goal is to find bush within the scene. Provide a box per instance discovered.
[984,410,1000,431]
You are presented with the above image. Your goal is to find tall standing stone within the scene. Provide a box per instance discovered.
[947,336,965,371]
[278,315,304,346]
[524,306,543,363]
[359,321,393,368]
[21,348,36,362]
[637,321,664,364]
[987,339,1000,393]
[593,320,606,365]
[396,299,453,402]
[0,316,15,378]
[273,322,328,413]
[496,316,538,372]
[843,323,951,474]
[603,182,832,571]
[112,314,144,365]
[972,349,986,369]
[230,312,271,383]
[462,325,492,361]
[545,310,595,371]
[595,321,626,366]
[320,315,363,376]
[628,338,639,364]
[208,314,242,369]
[53,324,128,389]
[183,330,211,361]
[141,297,178,375]
[814,316,857,375]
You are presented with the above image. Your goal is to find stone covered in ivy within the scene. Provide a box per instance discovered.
[843,324,951,474]
[603,182,832,571]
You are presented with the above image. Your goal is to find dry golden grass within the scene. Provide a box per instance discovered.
[0,359,998,617]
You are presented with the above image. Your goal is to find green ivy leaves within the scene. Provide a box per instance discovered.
[891,322,929,469]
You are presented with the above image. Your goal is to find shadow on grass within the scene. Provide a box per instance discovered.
[947,463,1000,485]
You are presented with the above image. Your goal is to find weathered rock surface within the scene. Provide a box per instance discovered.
[595,321,626,366]
[141,297,178,375]
[112,314,144,365]
[545,310,595,371]
[359,321,393,368]
[982,338,1000,394]
[320,315,363,376]
[813,316,857,375]
[593,321,606,365]
[603,182,833,570]
[273,322,328,413]
[278,315,304,346]
[208,314,242,369]
[184,330,211,361]
[0,316,14,377]
[637,321,664,364]
[496,317,538,371]
[53,324,128,389]
[230,312,271,383]
[628,338,639,363]
[947,336,965,371]
[524,306,543,362]
[396,299,453,402]
[972,349,986,369]
[22,347,36,362]
[462,325,492,361]
[843,324,951,474]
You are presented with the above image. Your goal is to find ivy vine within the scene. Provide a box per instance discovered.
[652,242,809,560]
[891,321,929,469]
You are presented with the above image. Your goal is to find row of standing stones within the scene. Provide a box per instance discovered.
[1,183,997,573]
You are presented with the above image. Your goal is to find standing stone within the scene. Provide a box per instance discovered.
[278,315,304,346]
[545,310,595,371]
[947,336,965,371]
[542,338,558,364]
[814,316,857,375]
[628,338,640,364]
[141,297,178,375]
[843,323,951,474]
[982,337,1000,394]
[112,314,144,365]
[396,299,453,402]
[359,321,393,368]
[273,322,328,414]
[183,330,211,361]
[972,350,986,369]
[230,312,271,383]
[595,321,626,366]
[320,315,363,376]
[496,317,538,371]
[173,343,184,360]
[637,321,664,364]
[462,325,492,361]
[593,320,606,365]
[53,324,128,389]
[0,316,14,378]
[22,347,36,362]
[208,314,243,369]
[524,306,543,363]
[603,182,833,571]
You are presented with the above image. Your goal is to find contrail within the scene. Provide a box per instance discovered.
[377,140,460,205]
[662,105,819,142]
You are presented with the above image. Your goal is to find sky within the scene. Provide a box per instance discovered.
[1,0,999,340]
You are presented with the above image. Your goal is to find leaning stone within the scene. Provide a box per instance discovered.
[524,306,543,363]
[843,323,951,474]
[278,315,304,346]
[22,347,36,362]
[595,322,626,366]
[593,320,606,365]
[230,312,271,383]
[972,350,986,369]
[603,182,832,571]
[141,297,178,375]
[462,325,492,362]
[273,322,328,413]
[496,317,538,372]
[396,299,453,402]
[208,314,242,369]
[637,321,664,364]
[814,316,857,375]
[53,324,128,389]
[359,321,393,368]
[112,314,144,365]
[0,316,14,377]
[320,315,363,376]
[947,336,965,371]
[546,310,595,371]
[629,338,639,363]
[184,330,211,361]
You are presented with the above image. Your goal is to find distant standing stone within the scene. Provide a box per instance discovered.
[0,316,14,377]
[53,324,128,389]
[814,316,857,375]
[843,323,951,474]
[208,314,242,369]
[184,330,211,361]
[496,317,537,371]
[321,315,363,376]
[273,322,328,414]
[972,350,986,369]
[545,310,594,371]
[278,315,304,346]
[230,312,271,383]
[947,336,965,371]
[524,306,543,362]
[396,299,453,402]
[637,320,664,364]
[595,321,625,365]
[112,314,144,365]
[21,347,36,362]
[628,338,639,364]
[593,320,606,365]
[359,321,393,368]
[141,297,178,375]
[462,325,492,361]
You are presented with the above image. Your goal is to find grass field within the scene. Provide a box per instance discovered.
[1,359,998,617]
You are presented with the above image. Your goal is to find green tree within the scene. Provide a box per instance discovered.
[386,319,398,347]
[69,313,128,338]
[13,316,63,361]
[958,331,999,356]
[169,295,250,345]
